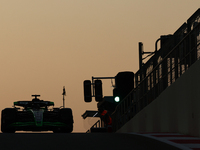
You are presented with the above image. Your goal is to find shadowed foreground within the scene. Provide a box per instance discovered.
[0,133,180,150]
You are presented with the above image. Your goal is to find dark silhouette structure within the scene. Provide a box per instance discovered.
[112,8,200,132]
[84,8,200,133]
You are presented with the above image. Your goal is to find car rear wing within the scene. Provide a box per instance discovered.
[14,101,54,107]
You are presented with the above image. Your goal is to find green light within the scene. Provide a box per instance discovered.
[114,96,120,102]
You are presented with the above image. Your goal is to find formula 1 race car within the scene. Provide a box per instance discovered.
[1,95,73,133]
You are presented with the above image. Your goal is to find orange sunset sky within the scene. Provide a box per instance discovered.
[0,0,199,132]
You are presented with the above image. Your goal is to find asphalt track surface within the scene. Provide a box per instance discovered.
[0,133,181,150]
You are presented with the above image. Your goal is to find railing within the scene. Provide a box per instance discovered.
[112,8,200,132]
[86,119,104,133]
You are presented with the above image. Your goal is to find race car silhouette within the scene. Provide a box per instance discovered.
[1,95,73,133]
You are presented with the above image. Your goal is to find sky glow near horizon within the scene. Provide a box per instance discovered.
[0,0,199,132]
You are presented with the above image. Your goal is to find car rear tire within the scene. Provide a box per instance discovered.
[53,108,73,133]
[1,108,16,133]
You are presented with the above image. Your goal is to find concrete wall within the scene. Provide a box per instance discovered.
[117,59,200,137]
